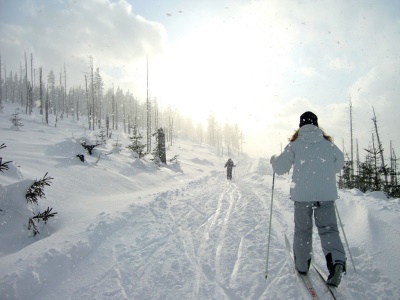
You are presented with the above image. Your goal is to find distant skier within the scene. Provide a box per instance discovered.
[270,111,346,287]
[224,158,236,180]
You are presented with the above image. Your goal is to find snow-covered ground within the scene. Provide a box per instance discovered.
[1,102,399,300]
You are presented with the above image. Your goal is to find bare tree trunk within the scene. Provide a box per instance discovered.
[115,97,118,130]
[390,142,399,192]
[356,138,360,178]
[372,106,388,186]
[390,141,394,187]
[146,57,151,153]
[59,71,63,118]
[30,53,34,113]
[19,63,23,106]
[4,62,7,104]
[45,87,49,124]
[0,55,3,111]
[349,96,354,179]
[25,52,29,114]
[106,115,109,137]
[371,134,380,190]
[75,88,79,121]
[64,64,67,118]
[0,56,4,106]
[27,83,32,115]
[123,104,126,133]
[154,101,158,132]
[85,75,90,130]
[169,117,173,146]
[0,55,2,107]
[90,57,95,130]
[112,84,115,130]
[39,67,43,115]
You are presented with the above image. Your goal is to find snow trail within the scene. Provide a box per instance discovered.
[1,112,399,300]
[21,159,300,300]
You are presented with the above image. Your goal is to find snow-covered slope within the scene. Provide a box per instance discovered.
[1,103,399,299]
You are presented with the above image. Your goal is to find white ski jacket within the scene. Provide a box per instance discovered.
[271,125,344,202]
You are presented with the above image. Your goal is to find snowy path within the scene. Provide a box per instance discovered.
[21,158,298,300]
[1,103,400,299]
[2,155,399,299]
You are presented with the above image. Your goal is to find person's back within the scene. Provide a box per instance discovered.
[270,111,346,287]
[274,124,343,202]
[225,158,235,179]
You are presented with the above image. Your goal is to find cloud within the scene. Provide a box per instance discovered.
[2,0,400,158]
[0,0,167,93]
[300,67,320,77]
[350,60,399,108]
[347,59,400,151]
[328,57,353,71]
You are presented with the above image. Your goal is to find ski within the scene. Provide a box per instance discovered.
[311,261,340,300]
[284,234,319,300]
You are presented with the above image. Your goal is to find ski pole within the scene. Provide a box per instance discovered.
[335,203,357,273]
[265,172,275,280]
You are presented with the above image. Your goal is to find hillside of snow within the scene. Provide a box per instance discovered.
[1,103,400,300]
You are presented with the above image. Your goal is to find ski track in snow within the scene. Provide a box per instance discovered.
[1,154,399,299]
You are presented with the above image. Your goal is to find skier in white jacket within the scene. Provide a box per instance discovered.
[270,111,346,287]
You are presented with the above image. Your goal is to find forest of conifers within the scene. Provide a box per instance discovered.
[0,53,244,158]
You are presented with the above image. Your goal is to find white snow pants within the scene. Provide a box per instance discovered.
[293,201,346,273]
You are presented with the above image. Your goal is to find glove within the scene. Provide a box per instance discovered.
[270,155,277,165]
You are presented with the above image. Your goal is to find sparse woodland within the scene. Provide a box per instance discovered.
[2,53,399,201]
[0,53,244,158]
[339,102,400,198]
[0,53,245,237]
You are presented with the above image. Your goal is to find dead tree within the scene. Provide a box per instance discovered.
[146,57,151,153]
[39,67,43,115]
[349,96,355,180]
[372,106,388,187]
[0,55,2,109]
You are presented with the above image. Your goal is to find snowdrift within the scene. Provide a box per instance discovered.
[1,103,399,299]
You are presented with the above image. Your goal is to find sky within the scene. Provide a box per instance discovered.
[1,102,399,299]
[1,0,400,157]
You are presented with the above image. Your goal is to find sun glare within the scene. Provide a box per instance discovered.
[156,12,291,130]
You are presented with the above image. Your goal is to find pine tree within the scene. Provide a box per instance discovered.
[26,172,54,204]
[25,173,57,236]
[127,126,146,159]
[340,158,355,189]
[356,137,383,193]
[96,127,107,145]
[388,146,400,198]
[150,128,166,165]
[10,108,23,130]
[356,154,374,193]
[28,207,58,236]
[111,135,123,154]
[0,143,12,173]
